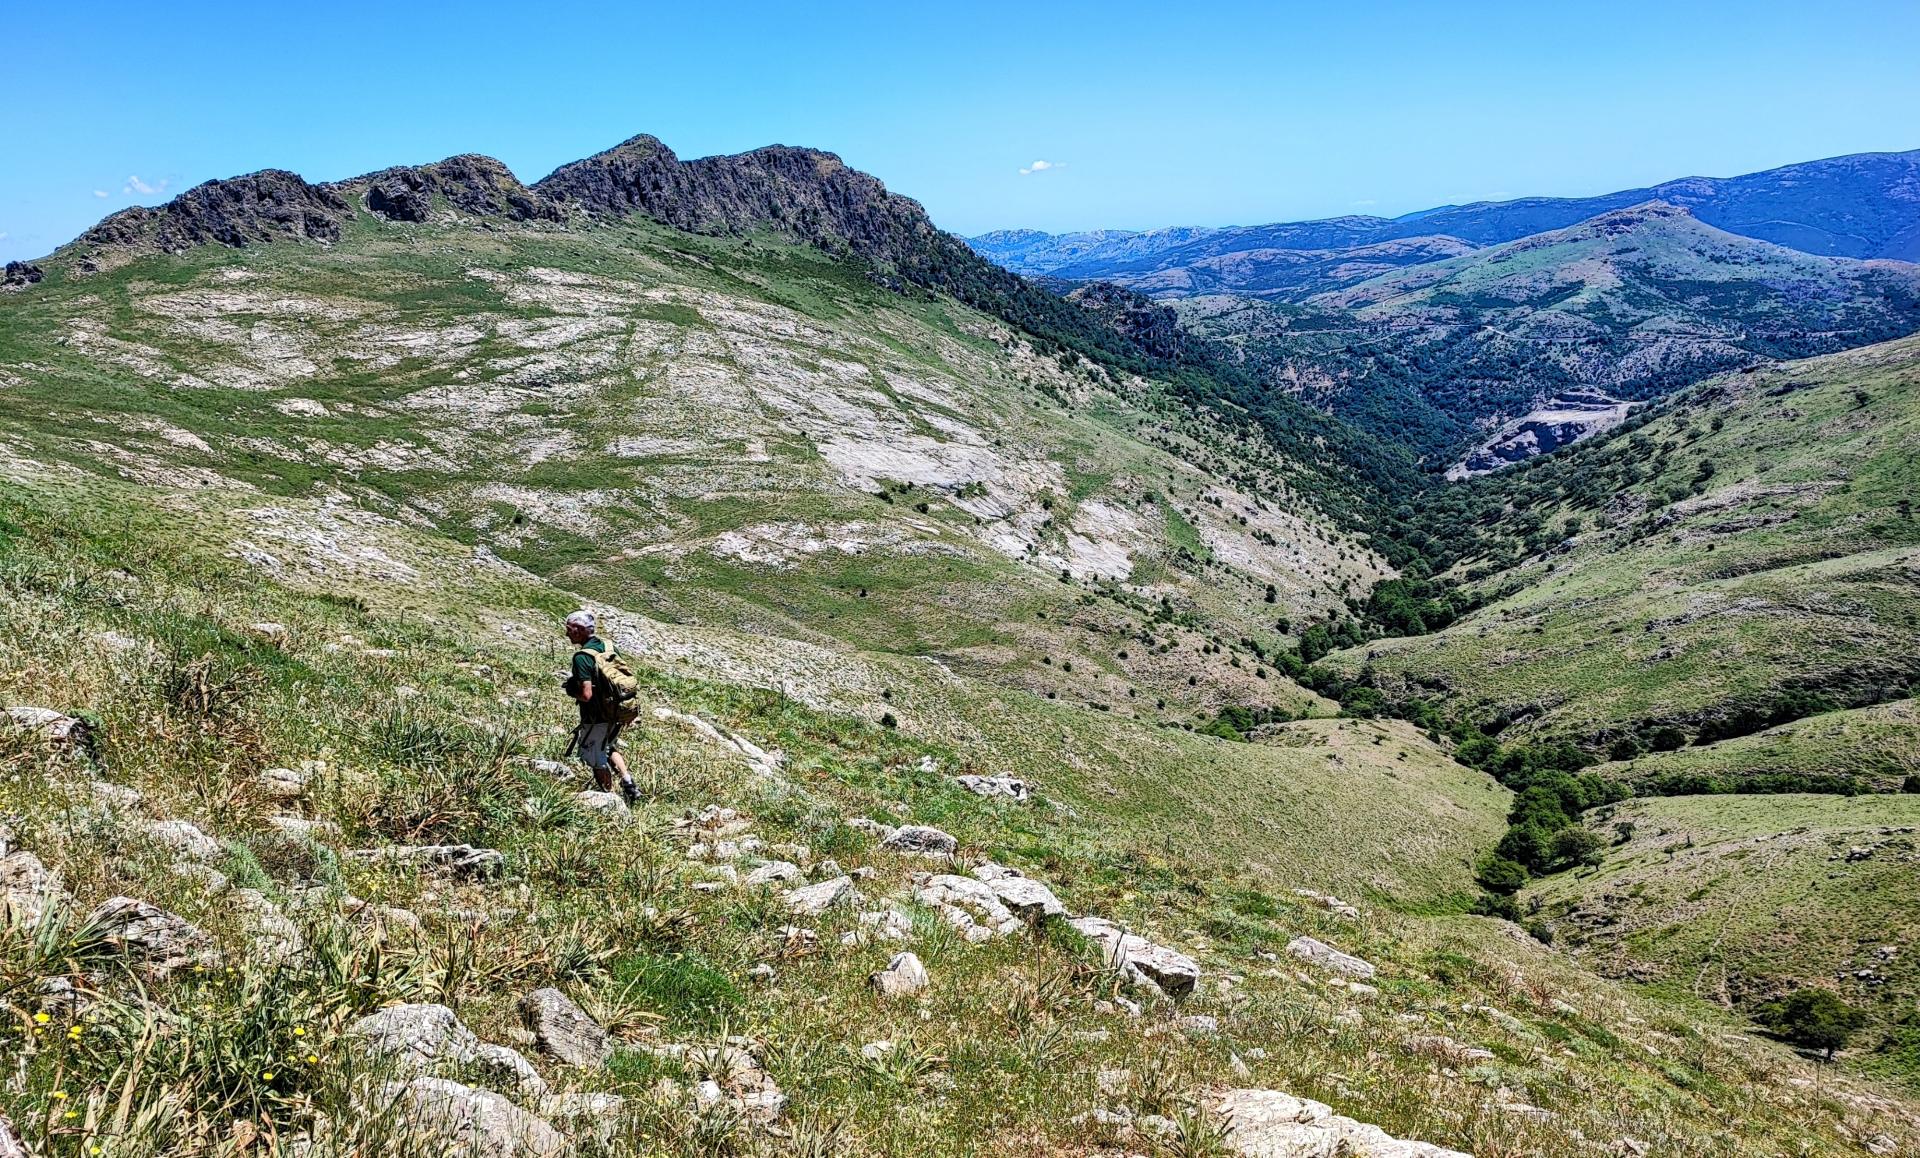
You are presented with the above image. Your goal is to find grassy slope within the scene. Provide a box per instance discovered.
[1335,334,1920,747]
[0,215,1391,730]
[1595,699,1920,793]
[3,474,1914,1156]
[1528,793,1920,1088]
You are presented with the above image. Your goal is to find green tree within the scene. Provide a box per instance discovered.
[1759,989,1867,1061]
[1551,826,1607,869]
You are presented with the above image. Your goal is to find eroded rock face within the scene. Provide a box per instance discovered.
[348,1003,481,1073]
[374,1077,567,1158]
[0,851,68,924]
[1286,936,1376,980]
[1,262,43,293]
[986,876,1067,923]
[350,844,506,879]
[84,897,213,973]
[869,951,930,999]
[520,987,610,1067]
[4,706,88,746]
[1214,1088,1471,1158]
[76,170,353,259]
[1070,917,1200,997]
[356,155,561,225]
[954,774,1031,802]
[880,825,958,857]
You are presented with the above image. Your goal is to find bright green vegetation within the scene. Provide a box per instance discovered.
[1527,793,1920,1089]
[1337,334,1920,751]
[1596,699,1920,795]
[2,461,1913,1155]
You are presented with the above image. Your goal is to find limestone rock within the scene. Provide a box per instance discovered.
[869,951,930,999]
[745,860,803,886]
[1069,917,1200,997]
[4,706,89,747]
[572,791,630,822]
[917,874,1021,936]
[349,1003,480,1072]
[0,850,68,924]
[846,817,897,841]
[880,825,958,857]
[540,1091,628,1148]
[954,774,1031,802]
[1287,936,1376,980]
[351,844,506,879]
[474,1042,550,1101]
[84,897,213,973]
[257,767,311,802]
[1214,1088,1470,1157]
[783,875,856,916]
[374,1076,567,1158]
[987,875,1067,923]
[521,987,610,1067]
[233,887,305,965]
[142,819,221,861]
[268,816,341,842]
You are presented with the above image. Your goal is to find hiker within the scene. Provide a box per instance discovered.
[562,610,642,805]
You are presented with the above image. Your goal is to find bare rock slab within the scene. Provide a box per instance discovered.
[1215,1088,1470,1157]
[84,897,214,973]
[1286,936,1376,980]
[783,875,856,916]
[375,1076,567,1158]
[869,951,930,999]
[1070,917,1200,997]
[351,844,506,880]
[880,825,958,857]
[521,987,610,1067]
[349,1003,481,1072]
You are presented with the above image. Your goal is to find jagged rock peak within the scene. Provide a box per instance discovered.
[335,154,560,224]
[76,169,352,263]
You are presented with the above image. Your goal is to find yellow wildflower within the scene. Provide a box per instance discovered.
[33,1012,49,1024]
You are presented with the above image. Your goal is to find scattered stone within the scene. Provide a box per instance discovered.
[351,844,506,880]
[268,816,341,842]
[349,1003,480,1072]
[783,875,856,916]
[1,851,68,924]
[869,951,930,999]
[521,987,611,1067]
[769,842,811,864]
[846,817,897,841]
[1180,1014,1220,1036]
[954,774,1031,802]
[749,963,777,983]
[986,875,1067,923]
[474,1042,550,1101]
[258,767,311,802]
[744,861,803,886]
[1214,1088,1471,1158]
[1402,1035,1497,1066]
[3,707,89,748]
[880,825,959,857]
[249,623,290,641]
[573,791,630,821]
[917,874,1021,937]
[528,759,572,778]
[1070,917,1201,997]
[84,898,213,973]
[860,1039,895,1061]
[856,907,914,943]
[1286,936,1376,980]
[373,1077,566,1158]
[142,819,222,862]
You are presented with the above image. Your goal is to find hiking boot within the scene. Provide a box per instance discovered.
[620,778,641,806]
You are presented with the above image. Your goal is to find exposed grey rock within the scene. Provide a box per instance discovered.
[1286,936,1376,980]
[76,170,354,262]
[986,875,1067,923]
[2,261,45,293]
[3,706,89,747]
[373,1076,567,1158]
[1214,1087,1470,1157]
[350,844,506,879]
[349,1003,480,1072]
[0,851,68,924]
[1180,1014,1220,1036]
[868,951,930,999]
[528,759,572,779]
[474,1042,550,1101]
[744,860,803,886]
[572,791,629,821]
[169,862,230,894]
[233,887,305,965]
[354,155,562,225]
[83,897,213,973]
[257,767,310,802]
[880,825,958,857]
[917,874,1021,937]
[521,987,610,1067]
[845,817,896,841]
[142,819,221,861]
[783,875,856,916]
[1069,917,1201,997]
[954,774,1031,802]
[268,816,340,842]
[84,781,144,811]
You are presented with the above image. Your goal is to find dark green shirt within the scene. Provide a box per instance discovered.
[572,637,607,723]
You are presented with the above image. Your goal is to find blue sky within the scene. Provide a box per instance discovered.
[3,0,1917,262]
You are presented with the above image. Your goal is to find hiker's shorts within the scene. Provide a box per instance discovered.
[575,720,623,772]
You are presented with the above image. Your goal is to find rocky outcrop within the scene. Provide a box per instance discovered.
[1286,936,1376,980]
[520,987,610,1067]
[1071,917,1201,997]
[1064,282,1187,360]
[1449,391,1637,478]
[73,171,352,263]
[1,261,43,292]
[879,825,957,857]
[349,155,561,224]
[868,951,929,999]
[4,706,89,747]
[374,1076,567,1158]
[83,897,213,973]
[349,1003,482,1073]
[0,1110,26,1158]
[1214,1088,1472,1157]
[783,874,856,916]
[349,844,506,879]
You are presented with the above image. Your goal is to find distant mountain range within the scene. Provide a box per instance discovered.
[971,148,1920,298]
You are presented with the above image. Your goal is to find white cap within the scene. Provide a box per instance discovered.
[565,610,595,631]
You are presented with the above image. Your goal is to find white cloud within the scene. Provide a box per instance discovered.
[122,175,169,196]
[94,190,110,198]
[1018,159,1059,176]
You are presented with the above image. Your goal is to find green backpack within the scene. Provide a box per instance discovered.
[579,644,643,726]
